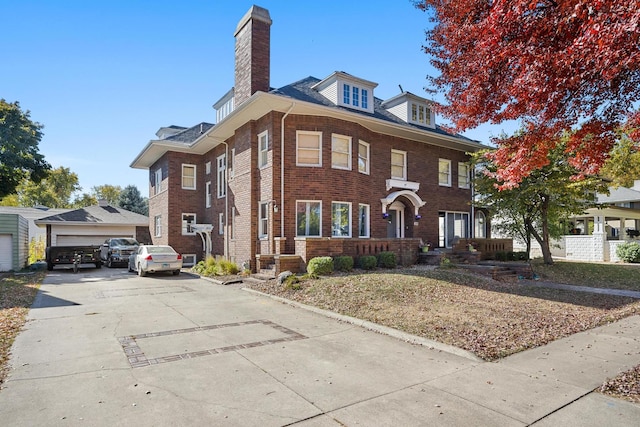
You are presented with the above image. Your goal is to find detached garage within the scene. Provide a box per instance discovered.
[35,202,150,248]
[0,214,29,272]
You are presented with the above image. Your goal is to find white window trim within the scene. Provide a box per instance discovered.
[296,200,322,237]
[331,134,352,170]
[391,149,407,181]
[296,131,323,167]
[439,159,452,187]
[458,162,470,189]
[258,201,269,239]
[205,181,211,208]
[258,130,269,168]
[331,201,352,238]
[181,164,196,190]
[182,213,196,236]
[218,213,224,235]
[358,204,370,238]
[217,154,226,198]
[205,161,211,175]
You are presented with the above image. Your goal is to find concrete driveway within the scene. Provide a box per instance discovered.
[1,267,639,426]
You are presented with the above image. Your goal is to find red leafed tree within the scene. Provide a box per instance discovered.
[416,0,640,187]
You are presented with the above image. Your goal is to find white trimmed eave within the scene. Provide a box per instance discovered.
[580,206,640,220]
[130,91,486,170]
[34,220,147,227]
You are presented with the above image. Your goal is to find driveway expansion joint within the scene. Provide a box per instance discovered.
[118,319,307,368]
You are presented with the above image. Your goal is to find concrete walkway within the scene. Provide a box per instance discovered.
[519,279,640,299]
[0,268,639,426]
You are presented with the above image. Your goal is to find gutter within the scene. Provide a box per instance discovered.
[280,102,295,238]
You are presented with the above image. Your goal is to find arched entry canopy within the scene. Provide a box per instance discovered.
[380,190,426,216]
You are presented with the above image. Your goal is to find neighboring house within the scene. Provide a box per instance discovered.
[130,6,486,272]
[0,213,28,271]
[553,180,640,262]
[0,206,70,248]
[34,201,150,247]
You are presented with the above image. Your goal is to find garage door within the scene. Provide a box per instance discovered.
[0,234,12,271]
[56,235,120,246]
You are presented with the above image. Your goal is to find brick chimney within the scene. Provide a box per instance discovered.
[234,5,272,106]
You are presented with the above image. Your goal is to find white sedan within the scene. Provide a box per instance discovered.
[129,245,183,276]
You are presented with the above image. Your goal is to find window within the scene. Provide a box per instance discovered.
[182,254,196,267]
[391,150,407,180]
[259,202,269,238]
[343,84,350,104]
[154,215,162,237]
[410,103,431,126]
[296,131,322,167]
[219,213,224,235]
[332,202,351,238]
[358,140,370,174]
[182,213,196,235]
[296,201,321,237]
[258,131,269,168]
[458,162,470,189]
[182,164,196,190]
[439,159,451,186]
[205,161,211,175]
[475,211,486,238]
[439,211,469,248]
[341,83,371,111]
[331,134,351,170]
[205,181,211,208]
[153,168,162,195]
[217,154,226,197]
[358,204,370,238]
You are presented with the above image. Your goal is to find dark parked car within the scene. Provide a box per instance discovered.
[101,238,140,268]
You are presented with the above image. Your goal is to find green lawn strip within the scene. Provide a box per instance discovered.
[531,260,640,291]
[0,272,44,387]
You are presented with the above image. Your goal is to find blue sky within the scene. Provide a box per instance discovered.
[3,1,511,199]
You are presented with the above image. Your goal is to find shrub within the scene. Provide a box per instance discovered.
[440,257,454,268]
[358,255,377,270]
[307,256,334,276]
[377,251,397,268]
[333,255,354,272]
[616,242,640,263]
[218,258,240,275]
[283,274,302,290]
[494,251,507,261]
[515,251,529,261]
[192,257,240,276]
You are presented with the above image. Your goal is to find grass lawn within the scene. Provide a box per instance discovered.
[249,266,640,361]
[531,259,640,291]
[0,272,44,387]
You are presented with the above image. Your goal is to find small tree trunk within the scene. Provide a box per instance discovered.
[528,196,554,265]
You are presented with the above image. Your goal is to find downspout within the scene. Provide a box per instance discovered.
[280,103,295,238]
[221,141,229,259]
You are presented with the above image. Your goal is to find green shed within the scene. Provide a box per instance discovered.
[0,214,29,271]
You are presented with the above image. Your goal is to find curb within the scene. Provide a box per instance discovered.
[242,287,484,363]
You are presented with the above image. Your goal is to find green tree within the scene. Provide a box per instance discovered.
[72,192,98,208]
[600,133,640,188]
[0,99,51,198]
[473,138,608,265]
[15,166,80,208]
[118,185,148,215]
[92,184,122,206]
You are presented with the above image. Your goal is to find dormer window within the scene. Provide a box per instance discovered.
[213,88,235,123]
[411,102,431,126]
[312,71,377,113]
[381,92,436,129]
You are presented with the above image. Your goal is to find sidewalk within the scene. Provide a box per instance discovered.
[0,269,639,426]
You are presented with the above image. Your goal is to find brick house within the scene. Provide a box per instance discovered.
[131,5,487,272]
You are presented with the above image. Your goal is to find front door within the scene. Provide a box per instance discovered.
[386,202,405,238]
